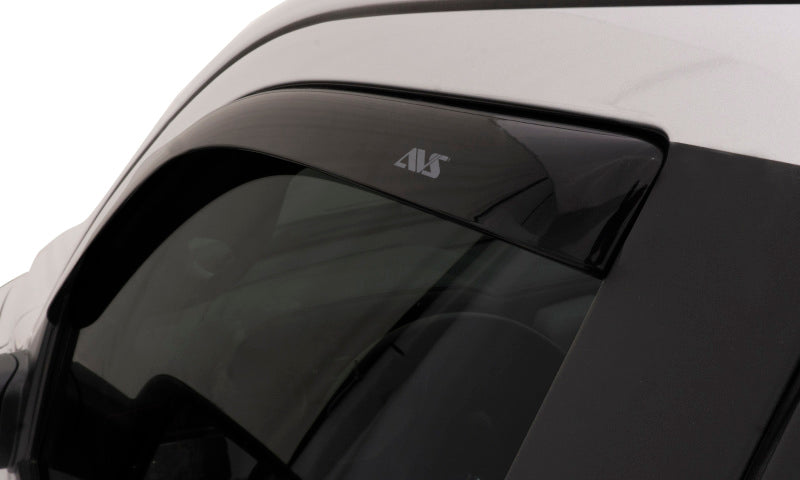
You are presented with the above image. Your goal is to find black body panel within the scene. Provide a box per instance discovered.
[506,144,800,479]
[762,404,800,479]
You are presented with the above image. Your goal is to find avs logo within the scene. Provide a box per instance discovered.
[394,148,450,179]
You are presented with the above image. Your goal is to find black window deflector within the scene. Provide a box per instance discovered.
[51,89,663,328]
[168,89,663,276]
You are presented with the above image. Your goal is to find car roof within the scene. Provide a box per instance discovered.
[139,1,800,169]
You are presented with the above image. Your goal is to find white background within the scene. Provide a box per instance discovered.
[0,2,284,285]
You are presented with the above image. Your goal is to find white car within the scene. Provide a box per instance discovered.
[1,2,799,479]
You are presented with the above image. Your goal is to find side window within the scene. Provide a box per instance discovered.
[43,155,600,480]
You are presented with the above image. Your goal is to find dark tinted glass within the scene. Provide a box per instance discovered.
[44,163,599,480]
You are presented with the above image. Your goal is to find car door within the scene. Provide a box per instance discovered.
[5,87,800,480]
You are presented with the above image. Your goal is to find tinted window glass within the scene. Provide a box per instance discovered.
[44,162,600,480]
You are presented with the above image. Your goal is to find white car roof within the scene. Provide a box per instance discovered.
[144,1,800,166]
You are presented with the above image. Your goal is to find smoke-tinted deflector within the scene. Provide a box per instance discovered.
[51,88,662,328]
[171,89,663,276]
